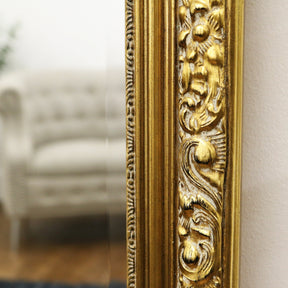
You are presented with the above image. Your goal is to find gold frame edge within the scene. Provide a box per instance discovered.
[125,0,244,287]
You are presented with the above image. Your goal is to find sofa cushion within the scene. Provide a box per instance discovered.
[29,139,125,175]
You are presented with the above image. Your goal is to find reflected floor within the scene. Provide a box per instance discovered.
[0,208,126,286]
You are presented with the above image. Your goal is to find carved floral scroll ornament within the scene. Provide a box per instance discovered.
[178,0,226,287]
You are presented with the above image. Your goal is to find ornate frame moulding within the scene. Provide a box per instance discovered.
[126,0,244,288]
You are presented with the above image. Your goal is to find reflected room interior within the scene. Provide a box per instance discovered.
[0,1,126,288]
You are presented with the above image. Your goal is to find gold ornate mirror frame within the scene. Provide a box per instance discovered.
[126,0,244,287]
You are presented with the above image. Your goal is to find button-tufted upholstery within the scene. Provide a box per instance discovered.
[0,70,126,249]
[23,72,107,146]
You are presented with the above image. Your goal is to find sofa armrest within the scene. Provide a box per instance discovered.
[0,77,32,217]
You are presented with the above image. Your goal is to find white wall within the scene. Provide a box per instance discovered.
[0,0,125,71]
[241,1,288,287]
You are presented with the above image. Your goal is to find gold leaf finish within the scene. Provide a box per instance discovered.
[126,0,243,287]
[126,0,136,287]
[178,0,226,287]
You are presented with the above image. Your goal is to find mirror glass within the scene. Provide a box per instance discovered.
[0,1,126,287]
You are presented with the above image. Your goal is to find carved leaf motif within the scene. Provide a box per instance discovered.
[190,0,210,15]
[179,29,190,48]
[179,6,188,24]
[186,44,197,63]
[208,8,224,29]
[183,0,192,7]
[181,60,191,94]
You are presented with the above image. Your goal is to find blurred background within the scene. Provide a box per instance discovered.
[0,1,126,288]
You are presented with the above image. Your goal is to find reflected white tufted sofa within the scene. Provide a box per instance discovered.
[0,70,126,249]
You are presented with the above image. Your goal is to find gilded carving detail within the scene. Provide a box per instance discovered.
[126,0,136,287]
[178,0,226,287]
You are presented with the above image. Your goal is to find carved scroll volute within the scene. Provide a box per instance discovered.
[178,0,226,287]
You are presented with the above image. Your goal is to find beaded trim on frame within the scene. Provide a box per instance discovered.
[126,0,136,287]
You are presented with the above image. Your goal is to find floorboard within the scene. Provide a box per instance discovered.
[0,210,126,286]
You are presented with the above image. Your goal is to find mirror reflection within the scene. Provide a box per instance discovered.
[0,1,126,288]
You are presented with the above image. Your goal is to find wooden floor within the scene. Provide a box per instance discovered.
[0,210,126,286]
